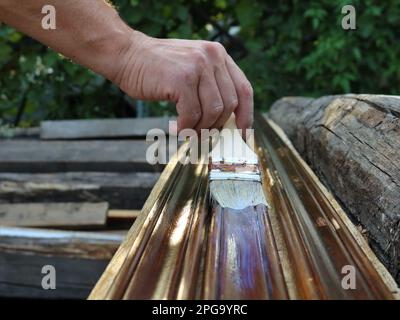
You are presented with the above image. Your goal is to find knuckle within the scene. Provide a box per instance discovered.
[209,104,224,117]
[227,98,239,111]
[191,50,207,67]
[202,41,226,57]
[240,81,253,98]
[188,111,202,123]
[179,67,197,85]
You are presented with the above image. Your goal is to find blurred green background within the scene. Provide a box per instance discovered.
[0,0,399,127]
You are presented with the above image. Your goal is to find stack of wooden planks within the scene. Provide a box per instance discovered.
[0,117,170,298]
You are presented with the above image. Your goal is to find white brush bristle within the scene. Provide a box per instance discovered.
[209,180,268,210]
[208,115,268,209]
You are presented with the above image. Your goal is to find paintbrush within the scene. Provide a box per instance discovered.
[209,114,267,210]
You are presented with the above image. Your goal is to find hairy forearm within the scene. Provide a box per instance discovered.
[0,0,254,132]
[0,0,135,81]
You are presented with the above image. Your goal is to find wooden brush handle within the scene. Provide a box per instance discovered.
[222,114,256,152]
[223,114,238,131]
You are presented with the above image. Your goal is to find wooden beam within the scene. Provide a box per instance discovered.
[0,127,40,139]
[0,226,123,259]
[0,226,123,299]
[40,117,174,140]
[107,209,141,220]
[0,172,159,209]
[0,202,108,228]
[0,139,163,172]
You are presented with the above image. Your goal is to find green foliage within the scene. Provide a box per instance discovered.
[1,0,400,125]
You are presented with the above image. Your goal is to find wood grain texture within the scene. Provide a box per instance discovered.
[40,117,174,140]
[89,116,397,300]
[204,204,288,299]
[90,141,288,300]
[255,113,396,299]
[107,210,140,219]
[0,172,159,209]
[0,226,123,259]
[0,139,163,172]
[0,226,123,299]
[0,251,109,299]
[0,202,108,227]
[268,94,400,284]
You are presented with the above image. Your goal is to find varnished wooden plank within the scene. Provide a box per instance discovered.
[89,145,204,299]
[255,113,396,299]
[90,115,398,300]
[0,202,108,228]
[89,144,288,300]
[40,117,173,140]
[0,139,163,172]
[204,205,288,299]
[266,118,400,298]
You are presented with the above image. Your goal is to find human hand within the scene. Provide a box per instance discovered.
[113,31,254,133]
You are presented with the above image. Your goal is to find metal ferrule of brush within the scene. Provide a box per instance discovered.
[209,162,262,182]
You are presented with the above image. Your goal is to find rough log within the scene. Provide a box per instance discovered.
[268,94,400,283]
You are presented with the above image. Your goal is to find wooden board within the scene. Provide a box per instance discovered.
[0,172,159,209]
[0,226,124,299]
[0,251,110,299]
[0,202,108,228]
[107,209,140,219]
[0,139,164,172]
[40,117,174,140]
[0,127,40,139]
[0,226,124,260]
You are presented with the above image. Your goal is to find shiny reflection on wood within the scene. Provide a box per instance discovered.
[89,116,397,300]
[203,204,288,299]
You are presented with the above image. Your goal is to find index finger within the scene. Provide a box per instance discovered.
[225,55,254,135]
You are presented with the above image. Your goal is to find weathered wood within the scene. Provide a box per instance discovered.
[0,226,123,299]
[0,226,123,259]
[268,94,400,284]
[40,117,174,140]
[0,202,108,228]
[0,139,163,172]
[0,127,40,139]
[0,172,159,209]
[0,251,109,299]
[107,209,140,219]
